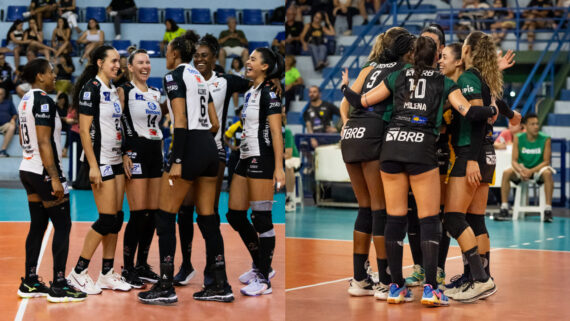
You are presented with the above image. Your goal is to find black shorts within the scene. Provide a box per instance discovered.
[436,135,451,175]
[98,163,125,181]
[449,144,495,184]
[340,116,384,163]
[126,138,163,179]
[381,161,437,176]
[20,170,69,202]
[380,127,438,168]
[235,154,275,180]
[164,130,218,181]
[217,147,227,163]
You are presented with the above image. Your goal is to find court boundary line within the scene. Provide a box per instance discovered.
[14,222,53,321]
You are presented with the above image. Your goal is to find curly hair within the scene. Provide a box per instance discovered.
[465,31,503,99]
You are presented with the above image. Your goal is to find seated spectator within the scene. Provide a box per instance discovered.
[51,17,72,58]
[303,86,339,149]
[107,0,137,40]
[283,106,301,212]
[358,0,381,24]
[0,53,15,93]
[553,0,570,28]
[522,0,555,50]
[161,18,185,57]
[24,18,56,61]
[490,0,516,45]
[0,87,17,157]
[497,113,554,222]
[228,57,245,108]
[24,0,58,30]
[273,30,286,55]
[333,0,360,35]
[58,0,81,34]
[218,17,249,67]
[300,11,335,71]
[310,0,334,20]
[6,20,26,69]
[294,0,312,20]
[54,54,74,96]
[494,121,523,150]
[285,6,304,55]
[64,100,81,181]
[455,0,492,41]
[284,55,304,112]
[77,19,104,64]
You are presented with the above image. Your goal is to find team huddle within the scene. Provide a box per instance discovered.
[16,31,284,304]
[339,26,521,306]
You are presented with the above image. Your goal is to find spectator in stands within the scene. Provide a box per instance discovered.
[24,0,58,30]
[300,11,335,71]
[14,66,31,98]
[54,54,74,96]
[333,0,360,35]
[553,0,570,28]
[494,121,523,150]
[56,93,70,157]
[283,106,301,212]
[58,0,81,35]
[273,31,287,55]
[228,57,245,108]
[64,94,81,182]
[161,18,186,57]
[0,53,15,94]
[294,0,312,20]
[489,0,516,45]
[310,0,335,21]
[77,18,104,64]
[107,0,137,40]
[522,0,555,50]
[6,20,26,70]
[303,86,339,149]
[51,17,72,58]
[358,0,381,24]
[23,18,56,62]
[497,113,554,222]
[456,0,493,41]
[0,87,17,157]
[218,17,249,68]
[284,55,304,112]
[285,6,304,55]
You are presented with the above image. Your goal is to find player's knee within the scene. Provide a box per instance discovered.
[466,213,487,236]
[251,201,274,235]
[354,207,372,234]
[442,212,469,239]
[110,210,124,234]
[91,213,116,236]
[372,209,386,236]
[227,209,248,231]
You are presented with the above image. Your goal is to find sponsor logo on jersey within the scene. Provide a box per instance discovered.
[270,92,277,99]
[83,92,91,100]
[22,102,27,110]
[404,102,427,111]
[135,93,145,101]
[251,158,257,164]
[22,94,30,101]
[411,115,428,124]
[198,88,207,95]
[131,163,142,175]
[194,75,202,83]
[165,74,173,82]
[385,129,425,142]
[149,129,158,136]
[244,93,251,108]
[343,127,366,139]
[92,81,98,85]
[213,82,219,88]
[41,92,47,96]
[486,153,496,165]
[35,113,50,119]
[79,101,92,107]
[100,165,113,177]
[103,92,111,101]
[40,104,49,112]
[114,102,121,113]
[187,68,200,75]
[147,102,157,110]
[167,84,178,92]
[521,147,542,154]
[269,102,281,109]
[462,85,474,94]
[405,69,435,77]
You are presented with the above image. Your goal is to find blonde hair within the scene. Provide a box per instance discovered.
[465,31,503,99]
[367,33,385,63]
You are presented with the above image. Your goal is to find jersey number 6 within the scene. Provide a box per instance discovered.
[200,96,206,117]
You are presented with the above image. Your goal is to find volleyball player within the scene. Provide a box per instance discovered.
[137,33,234,304]
[67,45,132,294]
[226,48,285,296]
[119,49,164,287]
[339,27,413,299]
[341,36,498,306]
[17,58,86,302]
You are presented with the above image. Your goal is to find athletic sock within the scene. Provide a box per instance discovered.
[385,215,407,287]
[420,215,442,288]
[136,209,156,267]
[123,210,144,269]
[74,256,90,274]
[102,258,114,275]
[462,253,471,277]
[353,254,368,281]
[464,246,488,282]
[407,209,422,266]
[25,201,49,279]
[438,206,450,270]
[377,258,390,284]
[227,209,260,264]
[482,251,490,277]
[197,214,228,286]
[45,201,72,282]
[252,210,275,280]
[500,202,509,210]
[156,209,177,265]
[177,205,194,270]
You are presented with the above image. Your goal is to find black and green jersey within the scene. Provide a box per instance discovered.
[517,132,549,168]
[383,67,457,135]
[449,68,493,147]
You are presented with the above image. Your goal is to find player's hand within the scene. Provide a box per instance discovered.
[89,166,102,189]
[123,155,133,180]
[497,49,516,71]
[510,110,522,126]
[169,163,182,181]
[341,68,349,87]
[51,178,64,200]
[466,160,482,187]
[310,137,319,149]
[273,168,285,191]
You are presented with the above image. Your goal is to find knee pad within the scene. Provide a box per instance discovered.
[156,210,176,236]
[466,213,487,236]
[227,209,249,232]
[372,209,386,236]
[251,211,274,237]
[91,213,116,236]
[354,207,372,234]
[110,210,124,234]
[442,212,469,239]
[250,200,273,212]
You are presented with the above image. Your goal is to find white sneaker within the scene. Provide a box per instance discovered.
[109,11,118,17]
[96,268,132,291]
[67,269,102,295]
[451,278,496,303]
[366,264,379,284]
[374,282,390,300]
[240,275,272,296]
[114,34,121,40]
[347,278,376,296]
[238,265,276,284]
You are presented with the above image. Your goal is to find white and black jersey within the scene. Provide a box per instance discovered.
[240,81,282,159]
[121,81,163,143]
[78,76,123,165]
[207,72,250,149]
[164,63,212,130]
[18,89,63,175]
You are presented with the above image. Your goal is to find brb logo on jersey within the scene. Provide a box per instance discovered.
[386,129,424,143]
[343,127,366,139]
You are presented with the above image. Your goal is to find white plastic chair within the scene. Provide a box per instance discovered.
[512,181,546,221]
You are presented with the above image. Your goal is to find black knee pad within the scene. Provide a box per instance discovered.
[384,215,407,241]
[442,212,469,239]
[354,207,372,234]
[466,213,487,236]
[156,210,176,237]
[227,209,249,232]
[92,213,116,236]
[110,210,124,234]
[372,209,387,236]
[251,211,274,236]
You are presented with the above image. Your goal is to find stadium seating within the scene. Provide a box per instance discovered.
[191,8,212,24]
[139,40,161,57]
[164,8,185,24]
[5,6,28,22]
[112,40,132,55]
[215,9,237,24]
[85,7,107,23]
[248,41,269,53]
[147,77,163,93]
[242,9,263,25]
[138,7,159,23]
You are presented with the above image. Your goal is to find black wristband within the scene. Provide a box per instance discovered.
[341,85,363,108]
[464,105,496,121]
[171,128,187,164]
[496,99,514,119]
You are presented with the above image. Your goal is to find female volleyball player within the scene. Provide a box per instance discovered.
[339,27,413,300]
[226,47,285,296]
[137,33,233,304]
[341,36,498,306]
[17,58,86,302]
[67,45,132,295]
[119,49,164,287]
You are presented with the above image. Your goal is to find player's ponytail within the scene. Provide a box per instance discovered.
[256,47,284,80]
[72,45,115,110]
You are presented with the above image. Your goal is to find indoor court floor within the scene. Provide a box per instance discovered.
[286,206,570,321]
[0,187,285,321]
